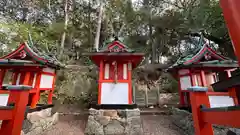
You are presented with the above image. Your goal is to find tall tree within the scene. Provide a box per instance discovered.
[60,0,69,55]
[94,1,103,51]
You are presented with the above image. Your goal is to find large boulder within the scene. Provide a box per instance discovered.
[21,108,59,135]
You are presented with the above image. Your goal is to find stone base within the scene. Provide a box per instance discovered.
[85,108,144,135]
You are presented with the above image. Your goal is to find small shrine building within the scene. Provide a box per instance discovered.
[83,37,144,107]
[0,41,63,109]
[168,37,239,108]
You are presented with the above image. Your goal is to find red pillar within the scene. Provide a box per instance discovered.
[98,61,103,104]
[31,73,41,108]
[128,62,132,104]
[221,0,240,65]
[0,69,6,88]
[177,74,185,107]
[189,90,214,135]
[0,73,31,135]
[48,74,56,104]
[200,70,207,87]
[0,89,30,135]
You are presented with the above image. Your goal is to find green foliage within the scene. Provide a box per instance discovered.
[80,80,98,108]
[163,75,179,93]
[157,73,179,93]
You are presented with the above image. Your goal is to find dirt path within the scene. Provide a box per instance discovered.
[43,114,87,135]
[141,115,185,135]
[43,114,185,135]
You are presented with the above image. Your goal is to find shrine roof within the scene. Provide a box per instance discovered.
[0,42,64,69]
[98,38,134,53]
[168,35,237,70]
[168,60,239,70]
[83,38,144,56]
[83,52,145,56]
[83,37,144,69]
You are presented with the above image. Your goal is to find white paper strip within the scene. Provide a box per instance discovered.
[123,64,127,79]
[104,64,110,79]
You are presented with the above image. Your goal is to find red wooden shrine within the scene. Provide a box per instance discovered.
[168,38,238,108]
[186,0,240,135]
[84,39,144,105]
[0,42,62,108]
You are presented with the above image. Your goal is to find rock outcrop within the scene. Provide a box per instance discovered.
[21,108,59,135]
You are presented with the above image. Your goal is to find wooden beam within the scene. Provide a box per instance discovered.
[201,110,240,127]
[0,109,13,120]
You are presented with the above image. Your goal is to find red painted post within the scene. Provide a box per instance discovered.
[0,72,31,135]
[200,70,207,87]
[128,63,133,104]
[0,89,30,135]
[177,74,186,107]
[220,0,240,65]
[0,69,6,88]
[48,74,56,104]
[30,73,41,108]
[189,90,214,135]
[98,61,103,104]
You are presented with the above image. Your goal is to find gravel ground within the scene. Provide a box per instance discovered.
[141,115,185,135]
[43,114,185,135]
[43,114,87,135]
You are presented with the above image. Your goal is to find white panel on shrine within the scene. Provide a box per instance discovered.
[180,76,192,90]
[32,73,37,88]
[104,64,110,79]
[123,64,127,79]
[40,74,54,88]
[0,94,9,106]
[42,68,55,74]
[208,96,235,108]
[178,69,190,75]
[101,83,129,104]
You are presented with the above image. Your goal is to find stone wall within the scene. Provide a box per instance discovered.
[85,108,143,135]
[170,108,240,135]
[21,108,59,135]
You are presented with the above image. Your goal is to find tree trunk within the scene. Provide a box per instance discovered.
[144,87,148,107]
[94,1,103,52]
[156,83,160,105]
[132,80,136,104]
[88,0,92,50]
[60,0,69,55]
